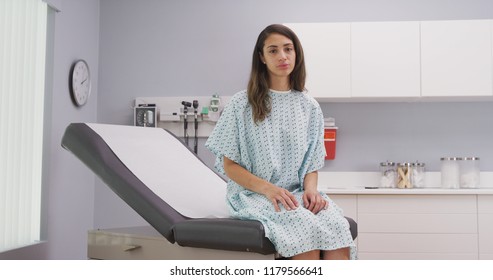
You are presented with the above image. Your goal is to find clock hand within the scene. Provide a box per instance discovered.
[81,78,87,85]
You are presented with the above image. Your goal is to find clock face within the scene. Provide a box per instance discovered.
[71,60,91,106]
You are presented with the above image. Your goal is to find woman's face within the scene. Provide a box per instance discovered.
[260,33,296,79]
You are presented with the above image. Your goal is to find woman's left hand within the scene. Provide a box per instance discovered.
[302,190,328,214]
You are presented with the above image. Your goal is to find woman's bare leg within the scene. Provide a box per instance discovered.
[291,250,321,260]
[323,247,350,260]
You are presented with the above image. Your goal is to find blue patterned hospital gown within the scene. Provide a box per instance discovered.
[205,89,356,258]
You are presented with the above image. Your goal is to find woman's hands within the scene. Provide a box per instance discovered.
[223,157,328,213]
[302,190,328,214]
[224,156,295,212]
[302,171,328,214]
[262,183,299,212]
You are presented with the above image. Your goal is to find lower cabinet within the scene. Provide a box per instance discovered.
[478,195,493,260]
[330,194,492,260]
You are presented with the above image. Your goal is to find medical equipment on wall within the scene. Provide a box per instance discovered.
[324,117,337,160]
[180,100,200,154]
[208,94,221,122]
[193,100,199,154]
[133,95,231,138]
[134,104,158,127]
[181,101,192,146]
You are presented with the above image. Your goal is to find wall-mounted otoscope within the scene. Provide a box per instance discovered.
[193,100,199,154]
[181,101,192,146]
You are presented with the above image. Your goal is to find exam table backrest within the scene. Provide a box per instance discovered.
[61,123,187,242]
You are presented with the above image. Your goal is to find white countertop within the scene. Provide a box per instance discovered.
[318,171,493,195]
[321,186,493,195]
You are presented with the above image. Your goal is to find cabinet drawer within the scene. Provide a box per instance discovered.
[479,213,493,254]
[359,252,478,260]
[478,195,493,213]
[358,233,478,254]
[358,195,476,213]
[480,254,493,260]
[359,213,477,233]
[329,194,357,220]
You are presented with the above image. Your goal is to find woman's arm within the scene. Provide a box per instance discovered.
[223,156,298,212]
[302,171,328,214]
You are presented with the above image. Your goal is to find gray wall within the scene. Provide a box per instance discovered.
[93,0,493,231]
[46,0,100,259]
[0,0,100,260]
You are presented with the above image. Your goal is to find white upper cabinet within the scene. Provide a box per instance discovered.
[351,21,421,98]
[421,20,493,97]
[285,22,351,99]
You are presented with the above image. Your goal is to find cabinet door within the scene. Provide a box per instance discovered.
[421,20,493,97]
[328,194,357,221]
[285,23,351,99]
[351,21,421,98]
[478,195,493,260]
[357,195,478,260]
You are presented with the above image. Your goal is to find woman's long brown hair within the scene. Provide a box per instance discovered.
[247,24,306,124]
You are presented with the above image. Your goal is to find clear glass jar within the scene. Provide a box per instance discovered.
[397,163,412,189]
[380,161,396,188]
[441,157,460,189]
[411,162,425,188]
[460,157,480,189]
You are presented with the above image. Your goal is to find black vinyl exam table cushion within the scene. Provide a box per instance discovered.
[61,123,356,255]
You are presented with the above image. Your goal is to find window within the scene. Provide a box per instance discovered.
[0,0,47,252]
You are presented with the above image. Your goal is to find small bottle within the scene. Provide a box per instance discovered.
[210,94,221,112]
[441,157,460,189]
[411,162,425,188]
[208,94,222,121]
[460,157,480,189]
[380,161,397,188]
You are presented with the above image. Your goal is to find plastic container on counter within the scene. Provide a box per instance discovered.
[380,161,397,188]
[441,157,460,189]
[411,162,425,188]
[460,157,480,189]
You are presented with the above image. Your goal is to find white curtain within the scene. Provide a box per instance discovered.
[0,0,47,252]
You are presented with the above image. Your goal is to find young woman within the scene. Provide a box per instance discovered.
[205,24,356,260]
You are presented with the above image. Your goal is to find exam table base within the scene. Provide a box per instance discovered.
[88,226,275,260]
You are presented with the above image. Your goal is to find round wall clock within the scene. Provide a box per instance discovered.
[70,59,91,106]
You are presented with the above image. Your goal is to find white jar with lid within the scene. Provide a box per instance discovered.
[380,161,397,188]
[441,157,460,189]
[460,157,480,189]
[411,162,425,188]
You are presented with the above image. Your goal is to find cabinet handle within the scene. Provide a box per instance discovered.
[122,244,141,252]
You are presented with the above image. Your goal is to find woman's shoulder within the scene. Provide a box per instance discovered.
[228,90,249,109]
[295,90,321,110]
[231,89,248,100]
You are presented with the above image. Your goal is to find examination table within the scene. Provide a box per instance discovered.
[61,123,357,259]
